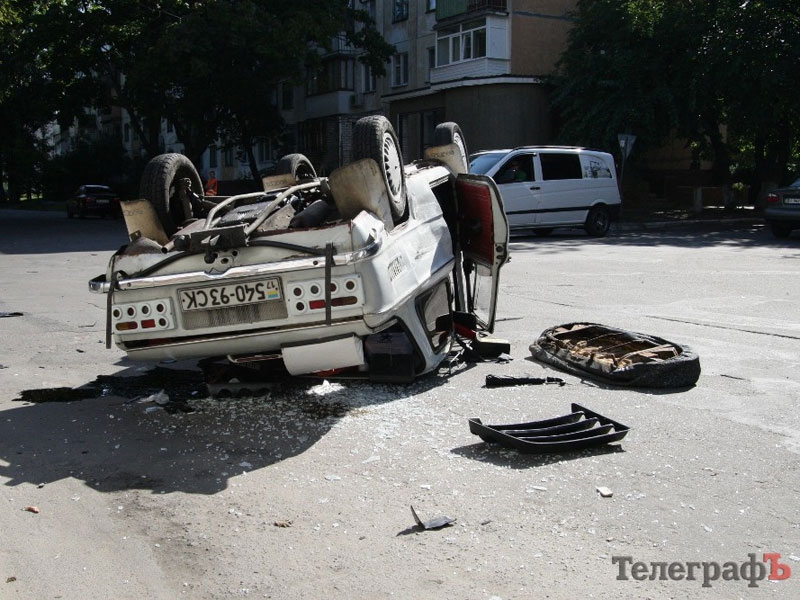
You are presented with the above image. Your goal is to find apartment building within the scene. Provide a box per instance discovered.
[281,0,576,172]
[198,0,576,179]
[386,0,576,159]
[58,1,576,183]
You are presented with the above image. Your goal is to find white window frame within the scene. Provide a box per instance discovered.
[392,52,409,87]
[362,63,376,93]
[436,20,487,67]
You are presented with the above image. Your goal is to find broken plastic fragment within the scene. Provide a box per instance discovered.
[485,374,565,388]
[146,390,170,405]
[410,505,455,530]
[596,486,613,498]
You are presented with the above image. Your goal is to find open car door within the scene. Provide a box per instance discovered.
[454,173,509,332]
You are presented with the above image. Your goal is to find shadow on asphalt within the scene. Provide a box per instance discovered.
[0,362,471,496]
[450,441,625,468]
[0,209,127,254]
[509,222,800,255]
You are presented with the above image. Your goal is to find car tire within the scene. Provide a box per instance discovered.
[352,115,407,223]
[140,153,204,236]
[276,153,317,181]
[584,205,610,236]
[533,228,554,237]
[769,222,793,239]
[434,122,469,173]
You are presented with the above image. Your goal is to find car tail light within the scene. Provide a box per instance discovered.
[307,296,359,311]
[286,275,364,316]
[766,193,779,203]
[111,299,175,334]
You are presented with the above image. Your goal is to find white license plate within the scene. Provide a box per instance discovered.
[180,279,281,311]
[784,197,800,205]
[96,199,110,204]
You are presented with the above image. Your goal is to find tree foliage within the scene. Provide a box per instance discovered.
[552,0,800,194]
[1,0,393,193]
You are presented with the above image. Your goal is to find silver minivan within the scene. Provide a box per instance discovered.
[470,147,621,236]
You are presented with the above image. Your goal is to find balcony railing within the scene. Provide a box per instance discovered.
[436,0,507,21]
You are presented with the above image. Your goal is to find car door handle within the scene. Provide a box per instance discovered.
[530,186,540,191]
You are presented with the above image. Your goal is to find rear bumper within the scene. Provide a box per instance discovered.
[96,258,456,376]
[764,207,800,226]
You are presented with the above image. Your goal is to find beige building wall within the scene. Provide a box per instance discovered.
[444,83,553,151]
[510,0,577,75]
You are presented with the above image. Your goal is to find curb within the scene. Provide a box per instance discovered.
[615,217,762,233]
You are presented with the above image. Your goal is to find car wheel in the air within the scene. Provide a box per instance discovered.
[352,115,407,223]
[276,154,317,181]
[140,153,204,236]
[434,122,469,173]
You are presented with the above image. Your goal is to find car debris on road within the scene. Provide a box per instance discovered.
[484,374,565,388]
[468,403,630,454]
[410,505,456,531]
[530,322,701,388]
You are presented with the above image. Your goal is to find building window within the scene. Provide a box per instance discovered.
[124,123,130,142]
[392,52,409,87]
[224,147,233,167]
[427,47,435,82]
[422,111,439,151]
[258,139,268,163]
[426,0,436,12]
[436,19,486,66]
[166,120,173,133]
[307,58,355,96]
[362,64,376,93]
[281,83,293,110]
[209,144,218,168]
[392,0,408,22]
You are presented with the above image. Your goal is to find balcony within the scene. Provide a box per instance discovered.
[436,0,507,21]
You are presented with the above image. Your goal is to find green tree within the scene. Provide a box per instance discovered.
[23,0,393,186]
[0,2,58,202]
[552,0,800,197]
[139,1,394,183]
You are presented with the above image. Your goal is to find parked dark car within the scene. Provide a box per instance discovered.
[764,178,800,238]
[66,185,120,218]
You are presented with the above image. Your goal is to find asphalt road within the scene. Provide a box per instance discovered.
[1,209,799,599]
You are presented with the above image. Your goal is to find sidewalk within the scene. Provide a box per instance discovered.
[617,201,762,232]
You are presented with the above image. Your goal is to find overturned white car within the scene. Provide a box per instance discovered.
[89,117,508,382]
